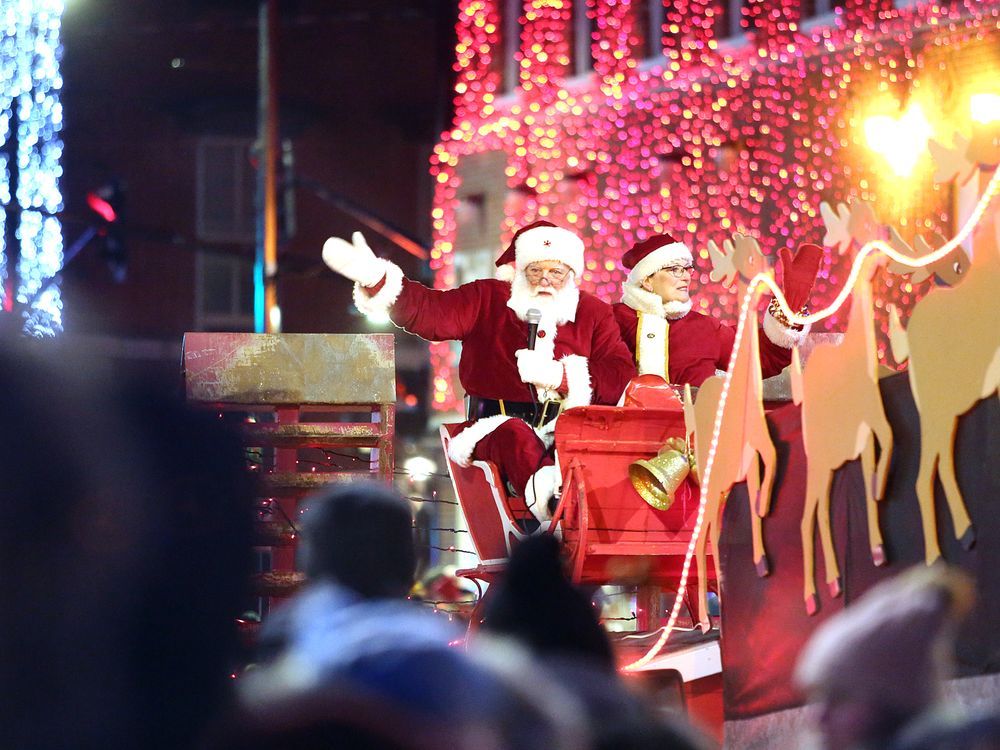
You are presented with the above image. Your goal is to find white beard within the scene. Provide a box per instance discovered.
[507,271,580,327]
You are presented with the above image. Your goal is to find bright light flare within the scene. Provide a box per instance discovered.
[864,104,933,178]
[970,93,1000,124]
[404,456,437,482]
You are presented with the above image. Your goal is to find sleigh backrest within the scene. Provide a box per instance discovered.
[440,423,534,565]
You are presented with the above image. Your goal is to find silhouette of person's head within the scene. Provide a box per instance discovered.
[796,565,974,750]
[0,341,255,750]
[300,481,416,599]
[480,533,615,672]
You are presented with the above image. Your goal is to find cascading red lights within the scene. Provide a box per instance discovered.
[429,0,1000,411]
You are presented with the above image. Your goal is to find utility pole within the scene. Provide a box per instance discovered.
[256,0,281,333]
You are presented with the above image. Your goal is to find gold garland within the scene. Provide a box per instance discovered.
[768,297,808,331]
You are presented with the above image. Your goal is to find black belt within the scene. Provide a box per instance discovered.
[467,396,561,428]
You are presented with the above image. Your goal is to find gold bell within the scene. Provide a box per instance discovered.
[629,437,693,511]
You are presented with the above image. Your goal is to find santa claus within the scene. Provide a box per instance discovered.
[612,232,822,387]
[323,221,635,522]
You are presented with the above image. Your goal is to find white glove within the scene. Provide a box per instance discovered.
[322,231,385,287]
[515,349,564,391]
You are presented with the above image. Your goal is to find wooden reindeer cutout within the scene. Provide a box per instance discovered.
[685,233,777,632]
[821,198,969,284]
[789,255,893,615]
[888,217,1000,563]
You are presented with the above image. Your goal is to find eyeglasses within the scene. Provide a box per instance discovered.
[525,264,570,282]
[661,264,694,278]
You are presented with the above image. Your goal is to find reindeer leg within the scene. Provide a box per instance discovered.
[916,446,943,565]
[751,512,770,578]
[754,439,777,577]
[744,450,769,577]
[817,468,842,599]
[695,513,713,633]
[937,418,975,550]
[800,478,821,615]
[710,509,724,618]
[756,435,777,519]
[861,431,886,567]
[871,406,894,501]
[746,445,761,515]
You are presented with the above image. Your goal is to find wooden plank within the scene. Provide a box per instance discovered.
[242,422,386,448]
[182,332,395,405]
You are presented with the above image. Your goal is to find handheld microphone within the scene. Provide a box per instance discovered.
[524,308,542,415]
[526,308,542,350]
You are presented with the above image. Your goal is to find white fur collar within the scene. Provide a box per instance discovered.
[621,283,692,320]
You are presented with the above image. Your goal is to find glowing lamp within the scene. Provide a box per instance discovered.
[268,305,282,333]
[863,104,932,178]
[970,93,1000,124]
[404,456,437,482]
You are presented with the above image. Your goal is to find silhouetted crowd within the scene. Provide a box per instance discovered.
[2,341,997,749]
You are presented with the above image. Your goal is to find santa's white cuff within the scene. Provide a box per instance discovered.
[353,259,404,318]
[560,354,593,409]
[447,414,512,467]
[762,310,811,349]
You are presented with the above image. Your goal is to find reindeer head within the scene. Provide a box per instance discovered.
[886,228,970,287]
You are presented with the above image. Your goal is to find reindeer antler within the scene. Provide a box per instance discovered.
[820,199,882,256]
[707,238,738,288]
[706,233,770,288]
[820,201,853,254]
[732,233,770,280]
[928,134,976,186]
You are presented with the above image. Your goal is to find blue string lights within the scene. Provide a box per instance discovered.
[1,0,65,337]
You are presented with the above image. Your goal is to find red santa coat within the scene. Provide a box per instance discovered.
[355,263,635,497]
[388,277,634,405]
[612,303,796,388]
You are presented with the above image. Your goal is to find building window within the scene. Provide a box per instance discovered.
[572,0,597,77]
[456,194,486,239]
[452,245,497,285]
[646,0,664,58]
[630,0,651,60]
[196,136,256,244]
[194,251,254,331]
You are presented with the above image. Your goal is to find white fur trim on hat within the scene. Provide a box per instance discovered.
[494,264,516,282]
[514,226,585,277]
[353,258,404,318]
[446,414,512,467]
[762,309,811,349]
[625,242,693,289]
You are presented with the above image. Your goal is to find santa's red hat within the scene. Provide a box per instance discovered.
[495,220,585,280]
[621,232,693,288]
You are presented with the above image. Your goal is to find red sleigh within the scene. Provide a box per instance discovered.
[441,405,715,629]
